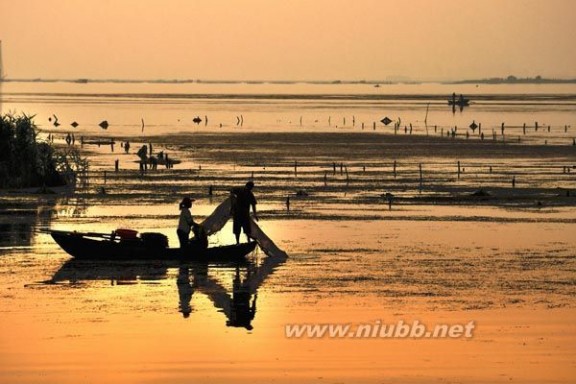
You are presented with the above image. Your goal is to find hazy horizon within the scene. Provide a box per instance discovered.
[3,75,576,83]
[1,0,575,82]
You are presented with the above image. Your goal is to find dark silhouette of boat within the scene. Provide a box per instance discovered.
[50,229,257,261]
[448,98,470,106]
[448,93,470,106]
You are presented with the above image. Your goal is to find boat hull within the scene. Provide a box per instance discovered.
[50,230,257,261]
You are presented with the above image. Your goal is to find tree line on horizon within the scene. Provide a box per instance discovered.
[453,75,576,84]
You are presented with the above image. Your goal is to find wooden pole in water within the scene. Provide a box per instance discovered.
[419,163,423,191]
[457,161,461,179]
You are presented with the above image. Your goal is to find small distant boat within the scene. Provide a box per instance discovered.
[132,157,182,166]
[448,94,470,106]
[448,98,470,106]
[50,229,257,261]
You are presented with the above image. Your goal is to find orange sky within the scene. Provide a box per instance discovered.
[1,0,575,81]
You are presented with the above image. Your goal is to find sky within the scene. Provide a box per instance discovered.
[1,0,575,81]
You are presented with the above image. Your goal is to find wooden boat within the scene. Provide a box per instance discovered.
[50,229,257,261]
[448,98,470,106]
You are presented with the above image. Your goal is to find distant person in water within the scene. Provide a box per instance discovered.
[177,197,199,250]
[231,181,258,244]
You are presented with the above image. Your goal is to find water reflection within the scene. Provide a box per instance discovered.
[51,254,286,330]
[0,197,88,250]
[50,259,170,283]
[0,199,55,249]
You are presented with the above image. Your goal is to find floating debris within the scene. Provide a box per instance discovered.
[193,116,202,124]
[71,121,79,128]
[99,120,109,129]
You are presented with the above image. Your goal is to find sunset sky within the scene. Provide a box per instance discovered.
[1,0,575,81]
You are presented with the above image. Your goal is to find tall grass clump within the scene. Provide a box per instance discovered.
[0,113,87,189]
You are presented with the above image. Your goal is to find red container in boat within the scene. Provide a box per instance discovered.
[115,228,138,239]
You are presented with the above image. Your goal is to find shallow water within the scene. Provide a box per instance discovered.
[1,82,576,383]
[2,81,576,144]
[1,198,575,383]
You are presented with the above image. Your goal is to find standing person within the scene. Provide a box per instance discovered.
[137,145,148,174]
[231,181,258,244]
[177,197,198,250]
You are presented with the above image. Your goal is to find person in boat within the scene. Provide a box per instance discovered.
[191,220,208,250]
[177,197,200,249]
[230,181,258,244]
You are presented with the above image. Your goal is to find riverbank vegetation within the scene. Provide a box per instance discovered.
[0,113,88,189]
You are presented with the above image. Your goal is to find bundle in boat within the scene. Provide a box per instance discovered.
[140,232,169,248]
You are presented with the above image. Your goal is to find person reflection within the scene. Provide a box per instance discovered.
[177,266,194,318]
[196,252,287,330]
[227,266,257,330]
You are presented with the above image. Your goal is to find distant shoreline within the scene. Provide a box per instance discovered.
[451,76,576,85]
[2,77,576,85]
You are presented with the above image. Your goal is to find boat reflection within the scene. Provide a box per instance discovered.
[51,253,287,330]
[50,258,172,283]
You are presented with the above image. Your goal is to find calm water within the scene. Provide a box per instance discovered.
[1,81,576,383]
[2,81,576,144]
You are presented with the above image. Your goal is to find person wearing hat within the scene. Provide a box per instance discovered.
[230,181,258,244]
[177,197,199,250]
